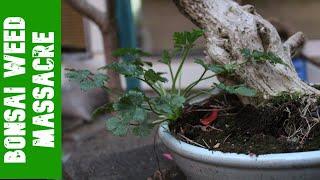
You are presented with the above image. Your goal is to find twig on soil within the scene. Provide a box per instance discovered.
[223,134,232,143]
[207,126,223,132]
[285,107,291,118]
[178,133,206,148]
[184,106,234,115]
[193,125,223,132]
[208,105,230,109]
[218,113,237,117]
[202,139,211,149]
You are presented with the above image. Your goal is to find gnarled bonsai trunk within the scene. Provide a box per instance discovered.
[173,0,320,100]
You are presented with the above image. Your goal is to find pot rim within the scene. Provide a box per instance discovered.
[159,122,320,168]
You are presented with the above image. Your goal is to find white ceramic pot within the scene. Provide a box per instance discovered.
[159,123,320,180]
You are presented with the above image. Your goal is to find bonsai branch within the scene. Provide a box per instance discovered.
[65,0,109,32]
[284,32,305,57]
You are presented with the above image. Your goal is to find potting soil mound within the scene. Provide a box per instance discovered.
[170,93,320,155]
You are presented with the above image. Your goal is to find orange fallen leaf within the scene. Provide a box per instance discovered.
[200,109,219,126]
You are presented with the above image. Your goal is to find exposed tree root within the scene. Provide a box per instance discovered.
[281,95,320,144]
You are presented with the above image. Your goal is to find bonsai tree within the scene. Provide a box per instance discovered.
[66,0,319,147]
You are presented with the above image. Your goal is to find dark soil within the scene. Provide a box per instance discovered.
[170,94,320,155]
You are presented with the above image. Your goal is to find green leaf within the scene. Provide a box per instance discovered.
[207,64,228,74]
[113,90,148,122]
[106,89,153,137]
[223,63,238,74]
[106,90,154,137]
[173,29,204,49]
[144,69,168,83]
[150,94,185,120]
[66,69,90,81]
[104,61,144,78]
[151,97,172,114]
[160,50,172,65]
[171,95,186,107]
[93,73,108,87]
[216,83,236,94]
[114,90,145,108]
[241,48,288,66]
[216,83,257,97]
[195,59,237,75]
[92,103,114,118]
[112,48,151,58]
[194,58,208,69]
[130,59,153,67]
[241,48,251,59]
[144,61,153,67]
[106,117,129,136]
[122,107,147,122]
[265,52,287,66]
[132,123,154,137]
[65,69,108,91]
[186,29,205,44]
[234,86,257,97]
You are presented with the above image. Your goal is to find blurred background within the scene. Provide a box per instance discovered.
[62,0,320,179]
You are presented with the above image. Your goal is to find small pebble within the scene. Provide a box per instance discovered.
[213,143,221,149]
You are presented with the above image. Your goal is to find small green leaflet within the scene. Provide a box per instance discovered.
[144,69,168,83]
[129,59,153,67]
[106,117,129,136]
[132,123,154,137]
[216,83,257,97]
[173,29,204,49]
[234,86,257,97]
[160,50,172,65]
[223,63,238,73]
[241,48,251,59]
[195,59,237,75]
[106,48,153,78]
[103,61,144,78]
[113,90,145,110]
[112,48,151,58]
[150,94,185,120]
[65,69,108,91]
[241,48,288,66]
[92,103,114,118]
[113,90,148,122]
[106,89,152,136]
